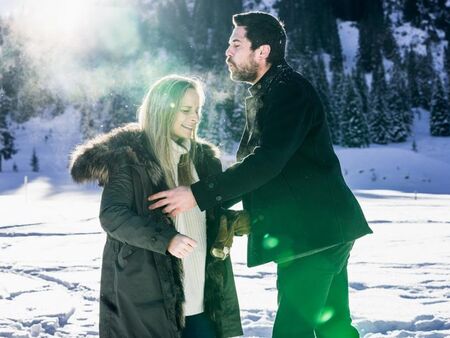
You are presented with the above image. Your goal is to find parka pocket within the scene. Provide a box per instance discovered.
[114,245,165,305]
[117,243,136,269]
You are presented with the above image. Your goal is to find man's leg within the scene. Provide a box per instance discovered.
[316,264,359,338]
[272,251,337,338]
[272,242,357,338]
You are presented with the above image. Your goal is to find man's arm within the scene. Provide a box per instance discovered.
[192,82,317,210]
[149,80,317,214]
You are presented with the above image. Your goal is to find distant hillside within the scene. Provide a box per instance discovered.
[0,0,449,172]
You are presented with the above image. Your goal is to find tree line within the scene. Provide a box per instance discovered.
[1,0,449,171]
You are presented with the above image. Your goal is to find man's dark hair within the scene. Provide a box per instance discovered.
[232,11,287,65]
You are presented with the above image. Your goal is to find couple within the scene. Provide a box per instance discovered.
[70,11,372,338]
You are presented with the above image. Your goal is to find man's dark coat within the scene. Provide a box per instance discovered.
[70,124,243,338]
[192,62,372,267]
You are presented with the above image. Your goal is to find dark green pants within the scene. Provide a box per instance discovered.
[273,242,359,338]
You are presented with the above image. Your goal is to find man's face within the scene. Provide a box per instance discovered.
[225,26,259,83]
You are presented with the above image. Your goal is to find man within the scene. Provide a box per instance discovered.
[149,11,372,338]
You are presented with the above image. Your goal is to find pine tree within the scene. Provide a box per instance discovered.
[0,87,17,172]
[416,44,436,110]
[220,95,245,153]
[78,93,109,140]
[356,0,384,73]
[329,69,346,144]
[353,66,369,115]
[276,0,341,66]
[386,57,410,141]
[314,55,334,141]
[403,0,421,26]
[103,91,136,132]
[369,63,391,144]
[430,77,450,136]
[444,46,450,98]
[406,48,421,108]
[192,0,242,69]
[340,76,370,147]
[412,138,418,152]
[30,148,39,172]
[444,45,450,83]
[382,16,399,61]
[156,1,193,63]
[297,49,317,83]
[328,17,344,73]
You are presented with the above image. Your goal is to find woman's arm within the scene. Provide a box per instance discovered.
[99,166,179,255]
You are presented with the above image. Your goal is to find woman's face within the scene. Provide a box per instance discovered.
[171,88,200,141]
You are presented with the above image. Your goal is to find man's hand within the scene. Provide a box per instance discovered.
[210,211,251,260]
[232,210,251,236]
[148,186,197,217]
[167,234,197,259]
[211,215,233,260]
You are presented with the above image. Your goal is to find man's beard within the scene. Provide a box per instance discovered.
[228,59,258,83]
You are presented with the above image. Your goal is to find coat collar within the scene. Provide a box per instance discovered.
[248,60,291,97]
[69,123,219,187]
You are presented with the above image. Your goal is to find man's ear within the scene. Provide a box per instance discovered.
[257,44,271,61]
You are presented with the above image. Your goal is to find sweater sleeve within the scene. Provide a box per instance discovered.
[99,166,178,254]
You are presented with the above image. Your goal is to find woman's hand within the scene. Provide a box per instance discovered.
[167,234,197,259]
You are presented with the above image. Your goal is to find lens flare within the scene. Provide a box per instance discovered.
[262,233,279,250]
[317,306,335,324]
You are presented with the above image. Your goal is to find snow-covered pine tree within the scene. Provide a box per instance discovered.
[369,63,391,144]
[221,95,245,153]
[353,66,369,116]
[340,76,370,147]
[297,49,317,83]
[0,87,17,172]
[416,44,436,110]
[330,68,346,144]
[382,15,399,61]
[192,0,242,69]
[386,56,410,142]
[406,48,421,108]
[314,55,334,142]
[30,148,39,172]
[403,0,421,27]
[208,106,225,148]
[444,45,450,83]
[103,91,136,132]
[444,46,450,92]
[430,76,450,136]
[328,17,344,73]
[356,0,384,73]
[80,104,96,140]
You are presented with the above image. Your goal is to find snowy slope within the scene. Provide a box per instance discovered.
[335,109,450,194]
[1,105,450,337]
[1,174,449,338]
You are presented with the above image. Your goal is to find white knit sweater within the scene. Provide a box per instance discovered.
[170,140,207,316]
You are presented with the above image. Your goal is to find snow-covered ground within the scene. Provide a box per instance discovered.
[1,174,449,338]
[1,109,450,337]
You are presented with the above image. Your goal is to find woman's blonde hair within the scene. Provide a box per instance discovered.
[138,75,204,187]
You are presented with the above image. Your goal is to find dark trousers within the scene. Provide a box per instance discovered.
[182,312,216,338]
[273,242,359,338]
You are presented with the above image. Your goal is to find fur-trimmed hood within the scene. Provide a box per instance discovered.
[69,123,219,186]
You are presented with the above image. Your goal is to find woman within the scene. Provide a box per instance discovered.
[70,75,243,338]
